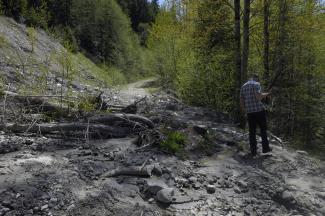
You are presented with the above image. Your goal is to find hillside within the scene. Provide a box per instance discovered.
[0,16,109,96]
[0,14,325,216]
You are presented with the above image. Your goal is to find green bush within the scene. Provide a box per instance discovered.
[0,34,8,48]
[160,131,186,154]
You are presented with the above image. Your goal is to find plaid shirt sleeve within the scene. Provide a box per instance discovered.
[255,82,262,94]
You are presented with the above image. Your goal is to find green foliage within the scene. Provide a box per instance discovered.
[0,1,3,15]
[71,0,144,79]
[1,0,28,20]
[0,34,8,48]
[160,131,186,154]
[26,27,37,52]
[106,66,127,85]
[0,76,6,96]
[76,95,97,112]
[148,0,235,111]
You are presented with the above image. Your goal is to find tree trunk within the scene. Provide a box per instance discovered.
[234,0,242,124]
[263,0,270,84]
[241,0,251,83]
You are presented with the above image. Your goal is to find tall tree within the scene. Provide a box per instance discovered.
[241,0,251,83]
[234,0,242,124]
[263,0,270,84]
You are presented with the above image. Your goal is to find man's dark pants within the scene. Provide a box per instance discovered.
[247,110,270,155]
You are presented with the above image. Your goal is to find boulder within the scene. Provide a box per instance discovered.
[206,185,216,194]
[145,179,168,195]
[156,188,175,204]
[193,125,208,136]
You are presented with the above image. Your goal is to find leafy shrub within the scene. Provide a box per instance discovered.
[0,34,8,48]
[160,131,186,153]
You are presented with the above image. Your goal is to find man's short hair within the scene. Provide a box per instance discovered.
[251,73,259,81]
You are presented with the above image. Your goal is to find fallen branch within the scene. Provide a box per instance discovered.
[121,96,147,114]
[4,91,69,113]
[269,132,283,146]
[88,114,154,129]
[0,123,133,138]
[103,166,153,177]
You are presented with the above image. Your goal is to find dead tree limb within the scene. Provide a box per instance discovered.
[88,114,154,129]
[121,96,147,114]
[103,166,153,178]
[0,123,133,138]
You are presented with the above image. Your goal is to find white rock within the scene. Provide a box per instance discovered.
[156,188,175,204]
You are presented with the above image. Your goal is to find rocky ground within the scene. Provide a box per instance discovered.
[0,79,324,216]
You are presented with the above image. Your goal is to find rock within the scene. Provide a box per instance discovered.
[148,198,155,204]
[175,177,189,185]
[41,204,49,211]
[66,204,75,211]
[234,186,241,194]
[237,180,248,188]
[206,185,216,194]
[193,125,208,136]
[24,139,34,145]
[156,188,175,204]
[188,176,197,183]
[49,198,58,203]
[193,183,201,190]
[152,163,163,176]
[165,103,180,111]
[2,200,11,207]
[296,150,308,155]
[3,208,10,213]
[145,179,168,195]
[282,190,293,200]
[170,118,188,129]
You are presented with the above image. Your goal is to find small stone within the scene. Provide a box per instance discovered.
[206,185,216,194]
[188,176,197,183]
[152,163,163,176]
[25,139,34,145]
[3,208,10,213]
[156,188,175,204]
[41,204,49,211]
[193,183,201,190]
[296,150,308,155]
[234,186,241,194]
[2,200,11,207]
[49,198,58,203]
[237,180,248,188]
[16,193,21,199]
[148,198,155,204]
[67,204,75,211]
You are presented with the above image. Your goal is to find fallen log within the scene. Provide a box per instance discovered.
[121,96,147,114]
[103,166,153,177]
[88,113,154,129]
[0,123,133,138]
[3,91,69,113]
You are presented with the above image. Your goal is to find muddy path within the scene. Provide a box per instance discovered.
[0,79,324,216]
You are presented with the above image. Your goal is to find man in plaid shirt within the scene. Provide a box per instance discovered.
[240,74,272,157]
